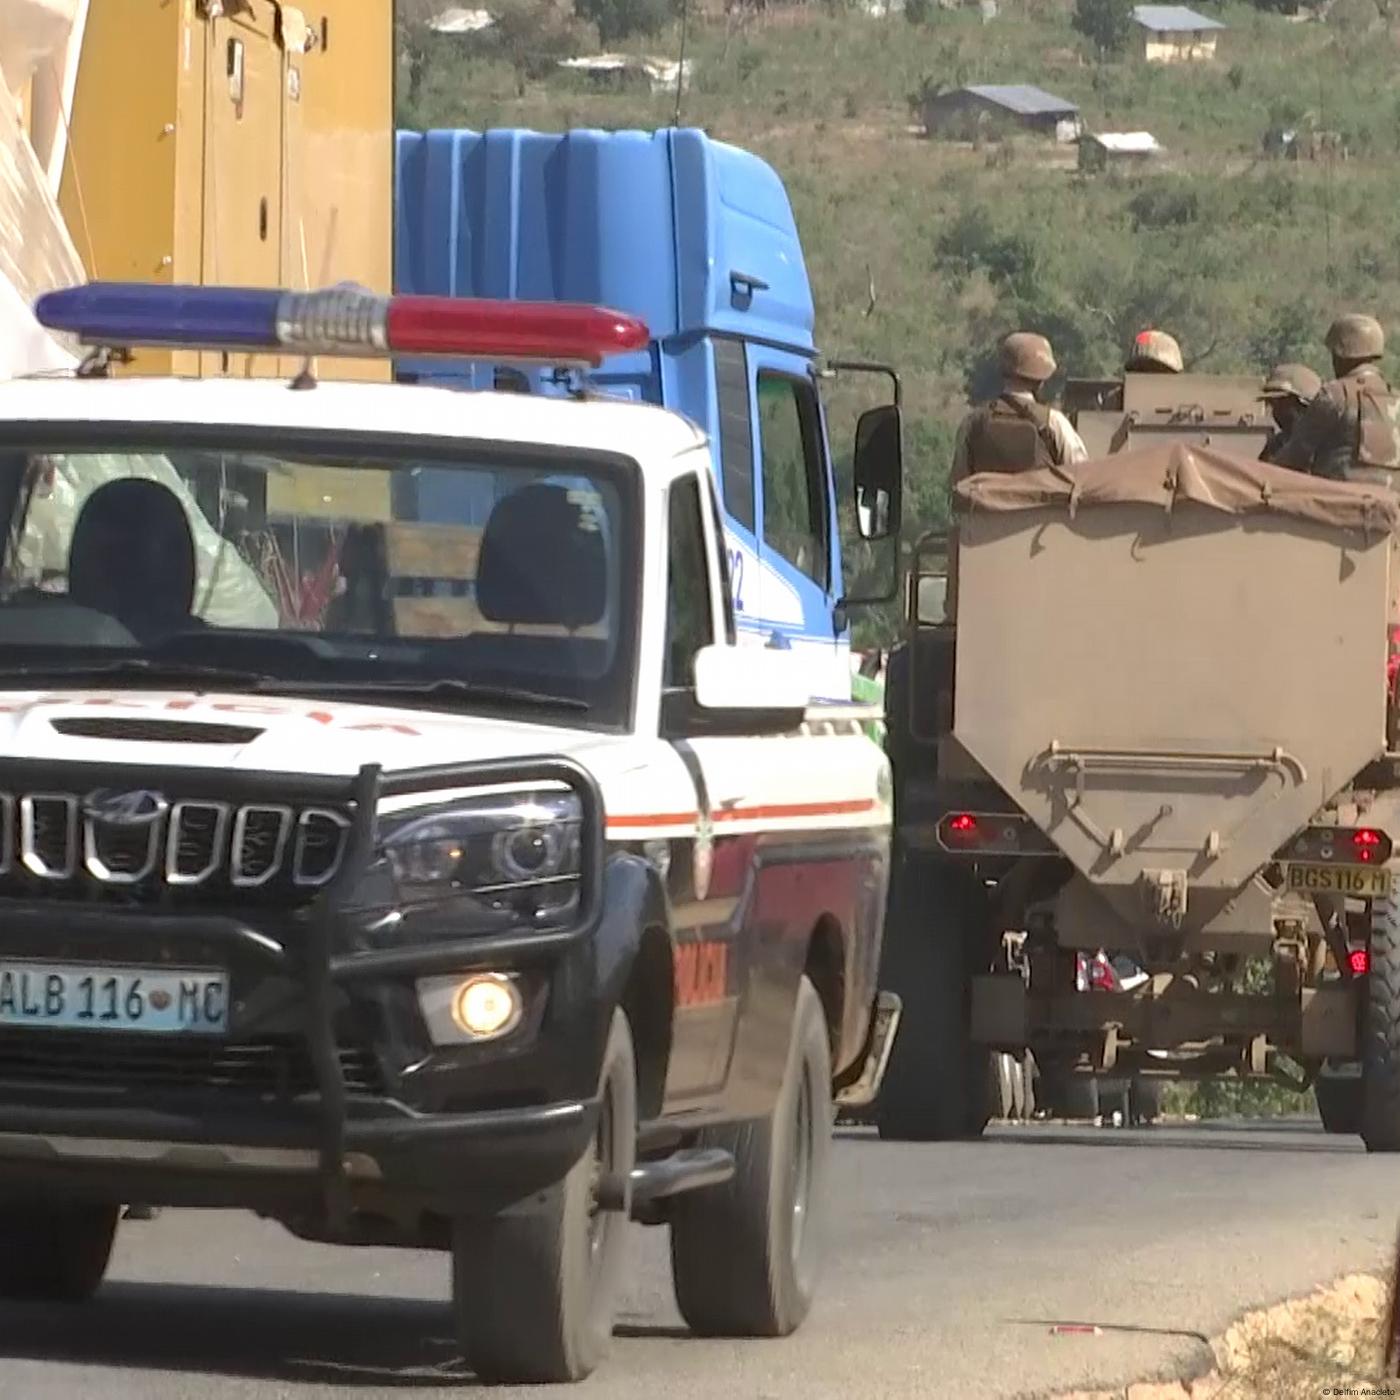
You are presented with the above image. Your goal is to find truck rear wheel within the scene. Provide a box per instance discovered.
[1362,871,1400,1153]
[1316,1074,1363,1135]
[669,975,832,1338]
[0,1202,118,1302]
[875,859,993,1141]
[453,1008,637,1383]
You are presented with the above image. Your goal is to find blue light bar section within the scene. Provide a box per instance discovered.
[35,282,283,351]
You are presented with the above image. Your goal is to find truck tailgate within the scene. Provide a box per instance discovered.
[951,444,1399,934]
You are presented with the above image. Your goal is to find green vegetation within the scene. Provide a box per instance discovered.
[399,0,1400,643]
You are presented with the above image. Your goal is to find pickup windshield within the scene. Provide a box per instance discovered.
[0,434,640,729]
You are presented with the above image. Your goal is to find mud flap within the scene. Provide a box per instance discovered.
[969,973,1027,1049]
[834,991,903,1109]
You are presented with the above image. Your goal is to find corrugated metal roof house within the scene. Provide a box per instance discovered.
[921,85,1083,143]
[1078,130,1164,172]
[1132,5,1225,61]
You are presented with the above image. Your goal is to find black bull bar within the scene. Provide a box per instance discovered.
[0,754,607,1222]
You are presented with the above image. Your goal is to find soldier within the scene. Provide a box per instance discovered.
[1125,328,1184,375]
[949,331,1087,493]
[1274,314,1400,481]
[1257,363,1322,465]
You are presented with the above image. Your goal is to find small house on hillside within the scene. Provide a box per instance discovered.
[1131,5,1225,62]
[921,85,1082,143]
[1078,130,1163,172]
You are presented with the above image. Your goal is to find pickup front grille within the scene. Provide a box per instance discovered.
[0,1031,385,1098]
[0,789,352,901]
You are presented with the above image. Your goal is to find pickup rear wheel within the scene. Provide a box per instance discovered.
[875,858,993,1141]
[1363,873,1400,1152]
[0,1202,118,1302]
[669,974,832,1338]
[452,1008,637,1383]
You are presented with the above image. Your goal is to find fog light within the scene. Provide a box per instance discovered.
[453,974,521,1038]
[417,972,525,1045]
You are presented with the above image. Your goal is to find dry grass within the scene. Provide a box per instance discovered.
[1053,1272,1394,1400]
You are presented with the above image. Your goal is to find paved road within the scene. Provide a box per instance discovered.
[0,1118,1392,1399]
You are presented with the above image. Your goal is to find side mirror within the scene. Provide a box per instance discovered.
[853,402,903,542]
[693,644,810,714]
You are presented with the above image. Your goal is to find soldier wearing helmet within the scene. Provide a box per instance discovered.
[949,331,1088,493]
[1125,328,1184,375]
[1258,363,1322,466]
[1274,314,1400,480]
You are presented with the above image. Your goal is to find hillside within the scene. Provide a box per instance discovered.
[399,0,1400,612]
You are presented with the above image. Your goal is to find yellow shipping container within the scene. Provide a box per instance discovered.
[51,0,392,388]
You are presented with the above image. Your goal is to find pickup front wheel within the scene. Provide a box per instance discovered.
[0,1202,118,1302]
[669,974,832,1337]
[452,1007,638,1383]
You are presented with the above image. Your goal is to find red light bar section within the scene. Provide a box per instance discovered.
[386,296,650,368]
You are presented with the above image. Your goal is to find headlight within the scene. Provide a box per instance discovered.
[378,789,583,924]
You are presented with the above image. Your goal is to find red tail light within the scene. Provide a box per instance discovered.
[1350,948,1371,976]
[1355,828,1385,863]
[1089,952,1118,991]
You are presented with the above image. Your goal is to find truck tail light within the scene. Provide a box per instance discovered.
[936,810,1055,855]
[1350,948,1371,976]
[1279,826,1395,866]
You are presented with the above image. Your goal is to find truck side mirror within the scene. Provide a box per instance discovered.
[853,403,902,542]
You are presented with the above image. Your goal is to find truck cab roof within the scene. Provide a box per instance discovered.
[395,127,815,373]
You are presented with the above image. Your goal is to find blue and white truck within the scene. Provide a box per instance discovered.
[394,126,901,702]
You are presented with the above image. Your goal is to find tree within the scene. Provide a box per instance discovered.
[491,0,593,95]
[574,0,674,45]
[396,0,441,108]
[1072,0,1134,56]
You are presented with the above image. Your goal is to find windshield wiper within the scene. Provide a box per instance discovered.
[0,658,279,689]
[263,677,590,712]
[0,660,590,713]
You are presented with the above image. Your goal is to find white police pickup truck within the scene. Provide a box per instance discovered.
[0,282,901,1384]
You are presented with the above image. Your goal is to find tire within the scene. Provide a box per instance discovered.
[875,858,994,1141]
[0,1202,118,1302]
[669,975,832,1338]
[1041,1067,1100,1121]
[1363,869,1400,1152]
[1316,1074,1363,1135]
[1008,1053,1027,1121]
[1130,1078,1163,1126]
[453,1008,637,1383]
[990,1053,1017,1121]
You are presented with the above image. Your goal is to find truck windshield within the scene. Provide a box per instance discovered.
[0,436,640,729]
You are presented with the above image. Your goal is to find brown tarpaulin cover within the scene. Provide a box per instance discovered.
[953,440,1400,535]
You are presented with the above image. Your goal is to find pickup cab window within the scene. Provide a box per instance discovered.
[756,373,829,589]
[0,437,641,729]
[663,472,716,690]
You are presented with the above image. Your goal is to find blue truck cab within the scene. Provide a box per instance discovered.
[393,127,901,702]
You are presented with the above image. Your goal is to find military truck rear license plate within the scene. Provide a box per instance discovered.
[1284,864,1390,897]
[0,962,228,1034]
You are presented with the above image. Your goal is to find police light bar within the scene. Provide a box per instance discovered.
[33,282,651,368]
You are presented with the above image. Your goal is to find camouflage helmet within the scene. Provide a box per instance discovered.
[1259,362,1322,404]
[1126,328,1184,373]
[998,331,1056,382]
[1324,313,1385,361]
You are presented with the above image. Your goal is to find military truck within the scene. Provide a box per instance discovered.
[878,440,1400,1150]
[1064,372,1273,459]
